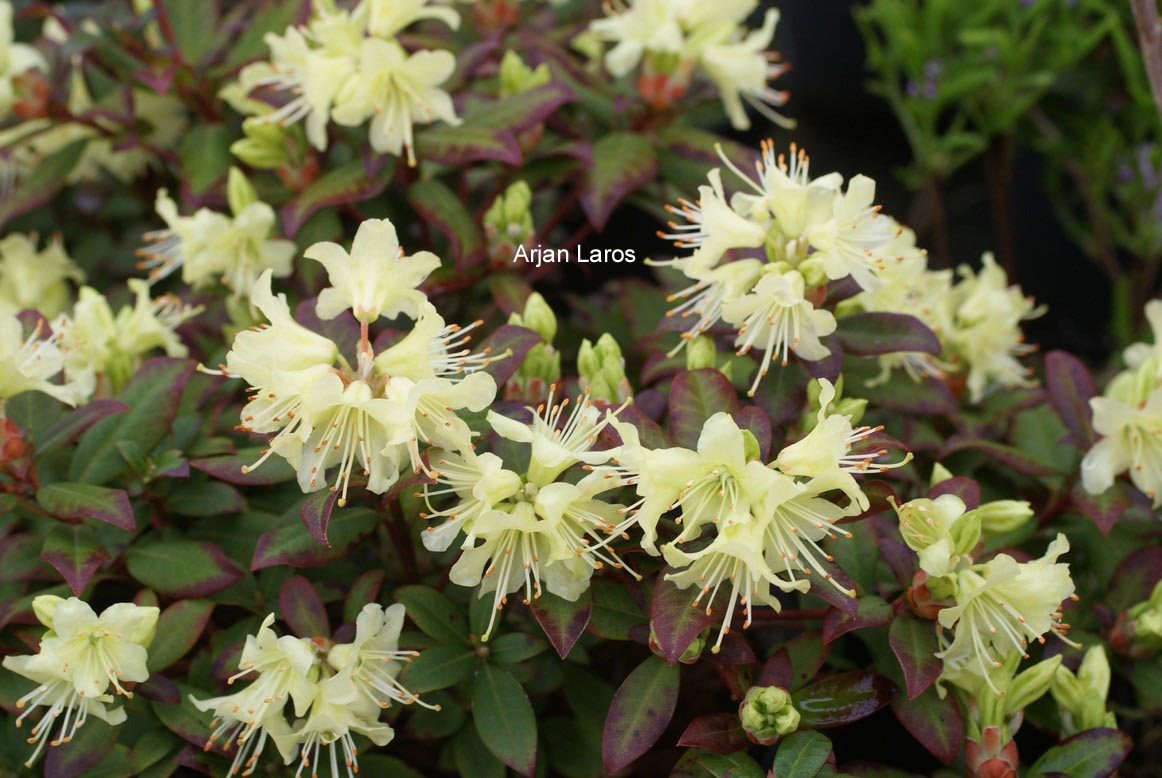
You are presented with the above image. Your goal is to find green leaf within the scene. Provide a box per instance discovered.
[530,589,591,659]
[191,446,297,485]
[667,369,741,449]
[41,523,108,596]
[43,716,115,776]
[1028,728,1131,777]
[35,400,128,458]
[0,139,87,228]
[651,573,720,664]
[251,507,378,570]
[792,672,897,728]
[400,644,478,693]
[581,132,658,230]
[278,575,329,638]
[36,482,135,532]
[281,158,394,235]
[179,124,232,195]
[773,731,834,777]
[162,0,220,63]
[147,600,214,672]
[394,585,470,646]
[601,657,679,773]
[344,570,385,623]
[466,83,575,133]
[889,616,941,699]
[671,748,764,778]
[70,358,194,485]
[939,437,1059,477]
[890,684,962,765]
[415,125,521,166]
[588,578,647,640]
[472,663,537,776]
[489,633,548,665]
[409,179,485,268]
[835,312,940,356]
[453,725,506,778]
[219,0,308,71]
[126,540,243,598]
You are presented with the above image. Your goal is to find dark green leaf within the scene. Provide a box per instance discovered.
[581,132,657,230]
[344,570,385,623]
[890,684,962,765]
[42,524,108,596]
[602,657,679,773]
[126,540,243,598]
[793,672,897,728]
[939,437,1059,477]
[835,313,940,356]
[147,600,214,673]
[668,370,740,449]
[278,575,329,638]
[416,125,521,166]
[400,644,478,693]
[1028,728,1131,777]
[531,589,591,659]
[489,633,548,665]
[889,616,941,699]
[35,400,128,458]
[394,585,470,646]
[178,124,232,195]
[0,139,87,228]
[191,446,297,485]
[36,482,135,532]
[472,663,537,776]
[282,158,394,235]
[409,179,485,268]
[822,595,892,644]
[773,730,834,777]
[251,507,377,570]
[670,748,764,778]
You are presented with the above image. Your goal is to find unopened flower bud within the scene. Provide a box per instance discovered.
[578,333,631,402]
[1004,654,1061,715]
[930,462,954,486]
[226,167,258,216]
[1127,580,1162,653]
[485,182,535,263]
[509,292,557,343]
[1051,645,1116,735]
[685,336,718,371]
[964,500,1034,536]
[499,51,551,98]
[894,494,979,578]
[230,118,292,169]
[965,725,1019,778]
[738,686,799,745]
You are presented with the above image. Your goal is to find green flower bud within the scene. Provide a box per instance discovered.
[226,167,258,217]
[1126,581,1162,653]
[485,181,535,262]
[499,50,551,97]
[802,376,865,432]
[31,595,64,630]
[930,463,954,486]
[1051,646,1115,734]
[964,500,1034,536]
[509,292,557,343]
[578,333,631,402]
[1005,654,1062,716]
[739,686,800,745]
[832,397,867,426]
[570,31,604,70]
[230,118,291,169]
[686,335,718,371]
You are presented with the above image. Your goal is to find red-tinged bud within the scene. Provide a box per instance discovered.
[906,570,943,620]
[474,0,519,29]
[11,70,51,119]
[965,725,1019,778]
[1,418,26,462]
[275,153,320,193]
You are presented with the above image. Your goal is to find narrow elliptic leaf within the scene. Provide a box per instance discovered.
[344,570,386,624]
[1044,350,1099,448]
[478,324,544,386]
[530,589,592,659]
[126,540,243,598]
[1108,547,1162,612]
[71,358,195,485]
[889,615,941,699]
[668,369,741,449]
[890,684,963,765]
[466,82,576,133]
[35,400,129,458]
[670,748,764,778]
[279,575,330,639]
[582,132,658,230]
[489,633,547,665]
[472,663,537,776]
[190,448,296,486]
[300,488,340,547]
[453,722,507,778]
[676,712,748,755]
[36,482,136,532]
[860,374,957,416]
[400,644,478,694]
[792,671,897,728]
[773,730,834,777]
[823,595,892,644]
[416,124,522,166]
[251,508,377,570]
[651,572,722,664]
[601,656,680,773]
[1028,728,1132,777]
[42,524,108,596]
[282,157,394,235]
[1070,482,1132,535]
[939,437,1059,477]
[394,585,470,646]
[927,476,981,510]
[409,179,485,269]
[835,312,941,356]
[147,600,214,673]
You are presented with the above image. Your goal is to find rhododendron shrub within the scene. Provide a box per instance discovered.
[0,1,1157,776]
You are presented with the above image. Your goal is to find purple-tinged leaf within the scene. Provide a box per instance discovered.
[70,358,195,485]
[35,400,129,457]
[279,575,330,638]
[488,274,532,316]
[191,447,296,485]
[0,139,87,229]
[126,541,243,598]
[252,508,378,571]
[601,656,679,773]
[135,675,181,705]
[650,572,722,664]
[1028,728,1131,777]
[531,589,591,659]
[753,359,811,428]
[835,313,941,356]
[478,324,543,386]
[1045,350,1098,448]
[939,437,1059,477]
[733,406,772,461]
[668,369,740,449]
[409,179,485,269]
[677,713,748,755]
[810,563,860,617]
[1108,547,1162,612]
[891,684,962,765]
[824,276,863,305]
[823,596,892,644]
[344,570,385,623]
[603,403,674,450]
[763,632,829,692]
[472,663,537,776]
[927,476,981,510]
[35,482,135,532]
[802,343,844,382]
[705,631,757,666]
[792,672,897,728]
[671,749,765,778]
[582,132,657,231]
[877,535,915,588]
[889,615,941,699]
[44,715,115,778]
[862,375,957,416]
[851,480,898,520]
[1070,482,1131,535]
[759,648,794,689]
[0,534,50,583]
[294,300,360,362]
[42,524,108,596]
[147,600,214,673]
[466,82,576,134]
[416,124,521,166]
[300,489,339,547]
[281,158,394,236]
